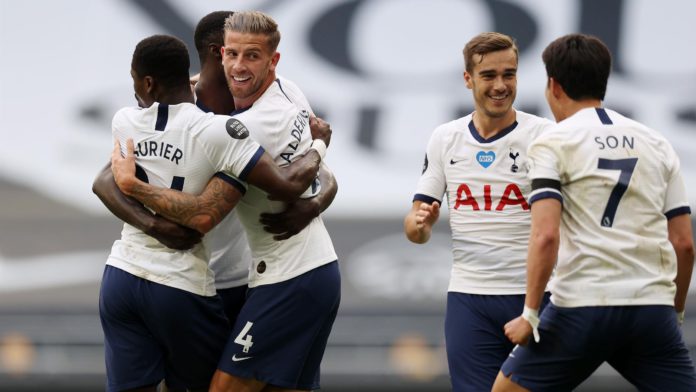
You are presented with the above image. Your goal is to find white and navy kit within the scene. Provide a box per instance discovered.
[414,110,553,295]
[527,107,690,307]
[108,102,263,297]
[232,76,337,288]
[501,107,696,391]
[195,97,253,325]
[101,102,263,391]
[218,77,340,391]
[413,110,553,392]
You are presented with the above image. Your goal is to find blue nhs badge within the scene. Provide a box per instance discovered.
[476,151,496,168]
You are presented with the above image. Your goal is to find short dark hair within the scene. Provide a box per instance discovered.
[194,11,233,55]
[542,34,612,101]
[131,34,190,89]
[463,32,518,73]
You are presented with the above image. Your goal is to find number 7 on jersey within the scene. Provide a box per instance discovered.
[597,157,638,228]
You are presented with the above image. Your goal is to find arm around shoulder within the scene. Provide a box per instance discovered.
[246,149,322,201]
[92,161,202,250]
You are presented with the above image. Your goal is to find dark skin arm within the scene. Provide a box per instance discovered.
[92,163,202,250]
[260,163,337,240]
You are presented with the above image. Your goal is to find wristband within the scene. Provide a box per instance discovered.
[521,306,541,343]
[677,310,685,326]
[309,139,327,161]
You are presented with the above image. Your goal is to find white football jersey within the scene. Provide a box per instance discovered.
[414,110,553,294]
[107,102,263,296]
[233,77,337,287]
[207,200,251,290]
[528,107,691,307]
[194,98,251,290]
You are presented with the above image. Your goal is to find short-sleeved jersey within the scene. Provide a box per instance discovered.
[414,110,553,294]
[207,204,251,289]
[527,107,691,307]
[194,99,251,290]
[233,77,337,288]
[107,102,263,296]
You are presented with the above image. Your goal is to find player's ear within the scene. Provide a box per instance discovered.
[210,43,222,59]
[269,51,280,71]
[143,76,155,95]
[463,71,473,90]
[549,77,564,99]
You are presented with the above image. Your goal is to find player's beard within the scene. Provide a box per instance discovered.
[227,65,271,102]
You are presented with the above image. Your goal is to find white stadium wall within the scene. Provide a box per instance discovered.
[0,0,695,218]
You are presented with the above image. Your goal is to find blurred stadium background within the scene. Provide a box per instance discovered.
[1,0,695,391]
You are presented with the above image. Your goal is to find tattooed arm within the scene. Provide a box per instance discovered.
[92,162,203,248]
[123,173,242,234]
[112,139,321,234]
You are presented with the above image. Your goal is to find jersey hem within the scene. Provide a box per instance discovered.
[447,286,527,295]
[247,256,337,288]
[214,278,249,290]
[105,260,217,297]
[550,297,675,308]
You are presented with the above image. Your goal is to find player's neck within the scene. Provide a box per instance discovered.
[472,109,516,139]
[233,72,276,110]
[157,87,195,106]
[196,67,235,115]
[557,99,603,122]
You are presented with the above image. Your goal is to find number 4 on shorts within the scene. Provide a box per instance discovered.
[234,321,254,353]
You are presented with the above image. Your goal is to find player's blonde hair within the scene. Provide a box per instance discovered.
[224,11,281,53]
[463,32,518,73]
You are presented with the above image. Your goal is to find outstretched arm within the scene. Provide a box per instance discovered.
[260,163,338,240]
[404,200,440,244]
[92,162,202,250]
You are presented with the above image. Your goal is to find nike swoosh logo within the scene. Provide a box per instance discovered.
[450,159,461,165]
[232,354,253,362]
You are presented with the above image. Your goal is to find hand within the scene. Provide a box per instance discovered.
[259,199,320,240]
[309,115,331,147]
[504,316,533,345]
[415,201,440,230]
[111,138,137,195]
[146,216,203,250]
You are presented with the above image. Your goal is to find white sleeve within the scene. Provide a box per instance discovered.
[111,108,130,154]
[663,148,691,217]
[413,127,446,203]
[527,134,564,204]
[199,115,264,182]
[527,135,562,182]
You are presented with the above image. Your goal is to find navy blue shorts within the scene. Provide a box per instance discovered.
[445,292,550,392]
[217,284,248,328]
[99,265,231,391]
[501,304,696,391]
[218,261,341,390]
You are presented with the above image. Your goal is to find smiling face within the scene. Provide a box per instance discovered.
[221,30,279,109]
[464,48,517,120]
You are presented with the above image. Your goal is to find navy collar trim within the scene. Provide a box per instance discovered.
[468,118,518,143]
[595,108,613,124]
[154,104,169,131]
